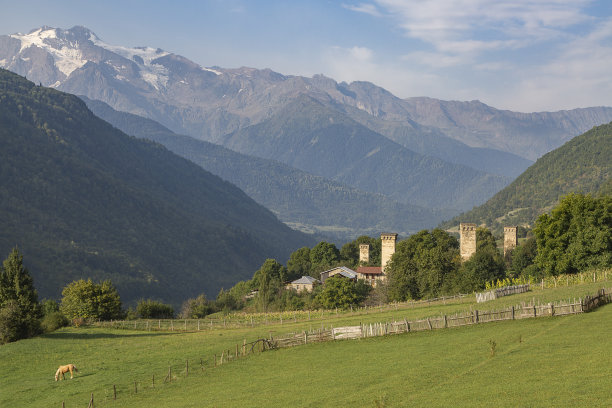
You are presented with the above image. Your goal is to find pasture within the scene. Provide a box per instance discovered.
[1,280,610,407]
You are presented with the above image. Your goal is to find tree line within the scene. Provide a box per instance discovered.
[1,193,609,344]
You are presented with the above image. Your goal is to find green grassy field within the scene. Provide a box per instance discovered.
[1,281,610,407]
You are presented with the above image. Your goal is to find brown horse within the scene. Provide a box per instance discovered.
[55,364,78,381]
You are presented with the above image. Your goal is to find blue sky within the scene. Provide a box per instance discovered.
[2,0,612,111]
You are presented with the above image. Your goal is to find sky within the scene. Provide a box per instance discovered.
[2,0,612,112]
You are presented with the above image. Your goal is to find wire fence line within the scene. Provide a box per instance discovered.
[93,293,471,332]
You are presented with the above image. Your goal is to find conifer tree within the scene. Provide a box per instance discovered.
[0,248,41,343]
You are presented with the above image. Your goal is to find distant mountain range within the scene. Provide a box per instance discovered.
[82,96,454,239]
[2,25,612,235]
[440,122,612,233]
[0,68,313,306]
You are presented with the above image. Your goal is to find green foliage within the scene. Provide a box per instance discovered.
[40,311,69,333]
[41,299,60,316]
[386,229,460,301]
[136,299,174,319]
[253,259,287,312]
[508,237,537,277]
[60,279,122,321]
[315,276,371,309]
[441,121,612,234]
[286,247,311,281]
[455,251,506,293]
[310,241,341,278]
[339,235,382,268]
[0,248,41,342]
[181,294,215,318]
[534,193,612,276]
[0,69,313,306]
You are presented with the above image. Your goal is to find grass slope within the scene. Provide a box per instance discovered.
[1,280,610,407]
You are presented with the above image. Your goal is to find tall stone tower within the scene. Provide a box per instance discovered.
[503,226,518,256]
[359,244,370,264]
[380,233,398,271]
[460,223,477,261]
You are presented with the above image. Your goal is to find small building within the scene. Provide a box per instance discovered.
[320,266,357,284]
[286,276,319,292]
[356,266,385,286]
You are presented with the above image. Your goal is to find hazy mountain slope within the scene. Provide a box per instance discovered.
[221,95,510,210]
[0,69,313,305]
[401,97,612,160]
[82,97,455,239]
[2,26,612,168]
[440,122,612,233]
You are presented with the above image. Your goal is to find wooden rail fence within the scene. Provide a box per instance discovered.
[269,288,611,348]
[476,284,530,303]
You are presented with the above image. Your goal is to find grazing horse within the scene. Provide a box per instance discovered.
[55,364,78,381]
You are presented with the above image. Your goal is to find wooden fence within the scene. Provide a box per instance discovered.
[269,288,611,348]
[476,284,530,303]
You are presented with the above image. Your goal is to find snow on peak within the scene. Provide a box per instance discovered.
[89,35,172,90]
[10,26,86,77]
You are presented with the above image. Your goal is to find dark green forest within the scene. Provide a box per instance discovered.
[0,69,313,306]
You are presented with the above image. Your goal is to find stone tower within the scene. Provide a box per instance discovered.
[460,223,477,261]
[359,244,370,264]
[503,226,518,256]
[380,233,398,271]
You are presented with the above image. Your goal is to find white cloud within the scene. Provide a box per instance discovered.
[342,3,383,17]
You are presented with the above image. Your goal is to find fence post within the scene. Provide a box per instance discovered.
[511,306,515,320]
[444,315,448,328]
[550,303,554,317]
[186,360,189,376]
[134,380,138,394]
[475,310,479,324]
[533,305,537,318]
[243,339,247,356]
[113,384,116,400]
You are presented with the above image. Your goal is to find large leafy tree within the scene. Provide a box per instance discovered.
[315,276,371,309]
[309,241,340,278]
[0,248,41,343]
[60,279,122,321]
[534,193,612,275]
[386,229,460,301]
[286,247,312,281]
[252,259,286,312]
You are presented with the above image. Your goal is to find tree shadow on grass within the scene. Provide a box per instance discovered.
[41,331,179,340]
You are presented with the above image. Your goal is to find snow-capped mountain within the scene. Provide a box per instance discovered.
[2,25,612,215]
[2,26,611,163]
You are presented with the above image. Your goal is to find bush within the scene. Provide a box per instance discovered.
[40,311,69,333]
[136,299,174,319]
[60,279,122,321]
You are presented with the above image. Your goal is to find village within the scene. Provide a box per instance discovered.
[285,224,519,292]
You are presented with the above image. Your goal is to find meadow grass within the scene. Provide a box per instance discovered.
[1,281,610,407]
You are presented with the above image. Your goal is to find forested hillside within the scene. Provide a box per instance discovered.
[222,95,509,211]
[440,122,612,232]
[82,97,454,239]
[0,69,313,306]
